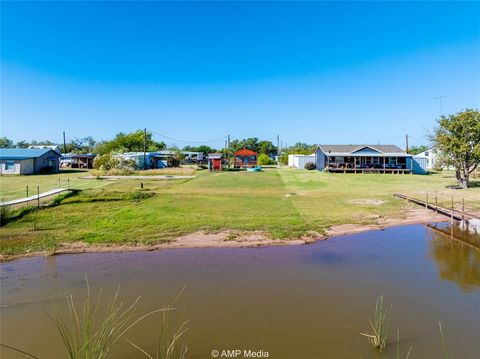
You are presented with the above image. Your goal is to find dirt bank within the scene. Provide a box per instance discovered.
[0,206,448,262]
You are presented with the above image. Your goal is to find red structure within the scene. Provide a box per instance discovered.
[234,149,258,168]
[208,153,224,171]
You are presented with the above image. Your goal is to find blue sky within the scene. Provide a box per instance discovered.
[1,1,479,149]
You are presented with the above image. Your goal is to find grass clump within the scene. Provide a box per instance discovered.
[360,295,390,351]
[51,279,177,359]
[129,191,155,201]
[0,204,13,226]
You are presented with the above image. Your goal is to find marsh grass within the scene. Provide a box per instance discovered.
[51,279,170,359]
[438,322,449,359]
[128,288,189,359]
[396,329,413,359]
[360,295,390,351]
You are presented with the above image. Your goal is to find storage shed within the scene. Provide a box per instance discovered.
[0,148,61,175]
[208,153,224,171]
[288,154,316,170]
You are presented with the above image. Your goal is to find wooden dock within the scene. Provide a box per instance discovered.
[0,188,74,207]
[393,193,477,222]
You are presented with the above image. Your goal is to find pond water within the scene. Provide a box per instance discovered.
[1,223,479,359]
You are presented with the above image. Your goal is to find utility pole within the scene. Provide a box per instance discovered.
[227,134,231,168]
[63,131,67,154]
[143,128,147,170]
[280,140,283,167]
[277,135,280,165]
[434,96,447,116]
[405,134,409,154]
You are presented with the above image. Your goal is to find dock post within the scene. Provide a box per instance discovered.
[462,198,465,222]
[26,185,29,205]
[435,194,438,213]
[68,178,70,189]
[37,186,40,208]
[58,178,60,188]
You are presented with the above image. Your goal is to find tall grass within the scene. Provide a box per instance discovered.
[0,204,13,226]
[438,322,449,359]
[396,329,413,359]
[360,295,390,351]
[51,279,172,359]
[128,289,189,359]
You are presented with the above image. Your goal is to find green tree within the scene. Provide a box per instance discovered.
[0,137,14,148]
[257,140,277,157]
[94,130,165,155]
[257,153,275,165]
[287,142,316,155]
[433,109,480,188]
[407,145,429,155]
[183,145,216,155]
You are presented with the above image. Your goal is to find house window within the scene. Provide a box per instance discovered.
[5,161,15,171]
[425,151,429,157]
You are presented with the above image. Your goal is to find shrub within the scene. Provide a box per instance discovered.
[258,153,275,165]
[167,157,181,167]
[0,205,13,227]
[93,153,121,170]
[304,162,316,170]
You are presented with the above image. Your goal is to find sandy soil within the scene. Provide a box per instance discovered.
[0,206,448,261]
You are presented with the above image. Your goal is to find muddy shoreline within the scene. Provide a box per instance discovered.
[0,207,448,262]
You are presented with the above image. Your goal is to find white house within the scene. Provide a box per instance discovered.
[416,147,440,170]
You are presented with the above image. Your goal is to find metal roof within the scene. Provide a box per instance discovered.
[0,148,60,160]
[208,153,223,159]
[317,145,408,156]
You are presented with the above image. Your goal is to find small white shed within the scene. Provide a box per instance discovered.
[288,154,316,170]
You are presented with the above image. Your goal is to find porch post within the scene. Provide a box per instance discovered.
[383,156,386,174]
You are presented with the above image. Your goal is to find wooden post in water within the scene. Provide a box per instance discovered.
[451,196,454,223]
[37,186,40,208]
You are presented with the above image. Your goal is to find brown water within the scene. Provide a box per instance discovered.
[1,223,479,359]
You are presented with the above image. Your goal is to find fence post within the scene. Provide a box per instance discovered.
[58,178,60,188]
[462,198,465,222]
[68,178,70,189]
[27,185,29,198]
[435,193,438,213]
[37,186,40,208]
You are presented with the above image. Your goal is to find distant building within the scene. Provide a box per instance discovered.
[28,145,62,154]
[0,148,61,175]
[113,150,204,170]
[207,153,224,171]
[288,154,316,170]
[234,149,258,168]
[60,153,96,169]
[414,147,449,170]
[314,145,427,174]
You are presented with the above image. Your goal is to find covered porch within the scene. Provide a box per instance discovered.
[325,155,413,174]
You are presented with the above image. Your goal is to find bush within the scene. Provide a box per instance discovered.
[258,153,275,165]
[0,205,13,226]
[304,162,316,170]
[167,157,181,167]
[93,153,121,170]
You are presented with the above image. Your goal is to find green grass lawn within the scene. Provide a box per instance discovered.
[0,169,110,201]
[1,168,479,256]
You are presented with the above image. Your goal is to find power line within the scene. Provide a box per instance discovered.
[151,131,228,144]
